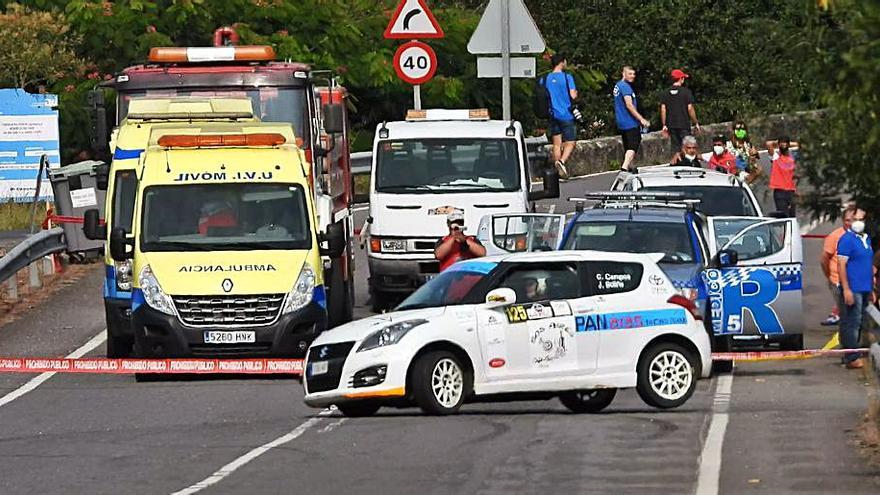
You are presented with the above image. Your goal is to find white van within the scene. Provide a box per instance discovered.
[362,109,559,312]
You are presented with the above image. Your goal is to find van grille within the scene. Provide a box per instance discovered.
[172,294,285,327]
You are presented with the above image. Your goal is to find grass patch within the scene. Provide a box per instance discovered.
[0,201,49,232]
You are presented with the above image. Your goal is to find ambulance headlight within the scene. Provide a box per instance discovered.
[115,260,132,291]
[138,265,175,315]
[357,319,428,352]
[283,263,315,314]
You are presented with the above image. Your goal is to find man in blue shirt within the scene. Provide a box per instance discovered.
[837,208,874,368]
[539,54,578,179]
[614,66,650,171]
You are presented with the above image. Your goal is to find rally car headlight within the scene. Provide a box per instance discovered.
[138,265,175,315]
[282,263,315,314]
[357,319,428,352]
[115,260,132,291]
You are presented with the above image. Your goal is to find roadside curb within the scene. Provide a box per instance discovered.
[871,343,880,381]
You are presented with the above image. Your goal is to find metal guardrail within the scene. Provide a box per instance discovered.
[0,228,66,286]
[350,136,550,175]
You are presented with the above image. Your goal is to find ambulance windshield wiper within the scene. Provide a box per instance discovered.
[378,185,432,192]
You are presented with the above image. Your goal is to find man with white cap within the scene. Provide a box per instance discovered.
[434,211,486,272]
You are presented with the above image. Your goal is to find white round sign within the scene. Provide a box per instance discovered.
[393,41,437,85]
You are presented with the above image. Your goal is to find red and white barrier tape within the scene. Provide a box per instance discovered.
[0,357,303,374]
[712,348,869,362]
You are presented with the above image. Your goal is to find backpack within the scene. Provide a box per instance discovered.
[534,76,551,118]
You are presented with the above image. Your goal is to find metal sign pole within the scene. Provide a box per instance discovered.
[414,85,422,110]
[501,0,511,120]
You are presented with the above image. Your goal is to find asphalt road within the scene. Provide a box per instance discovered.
[0,171,877,494]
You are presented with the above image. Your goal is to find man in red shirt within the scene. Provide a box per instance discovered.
[434,212,486,272]
[707,134,737,174]
[769,136,797,217]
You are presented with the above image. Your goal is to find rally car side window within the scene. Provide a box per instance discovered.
[579,261,644,296]
[494,263,581,303]
[725,222,786,261]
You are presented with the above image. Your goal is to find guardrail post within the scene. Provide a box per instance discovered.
[28,263,41,290]
[5,275,17,302]
[42,256,55,276]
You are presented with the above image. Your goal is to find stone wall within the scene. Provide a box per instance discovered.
[561,111,822,177]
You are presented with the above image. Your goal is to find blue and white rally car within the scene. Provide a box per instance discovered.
[478,192,805,352]
[303,251,712,416]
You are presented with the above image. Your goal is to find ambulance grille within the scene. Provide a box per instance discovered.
[172,294,285,327]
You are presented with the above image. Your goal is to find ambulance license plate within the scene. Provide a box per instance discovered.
[309,361,329,376]
[203,331,256,344]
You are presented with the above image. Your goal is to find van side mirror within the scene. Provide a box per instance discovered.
[713,249,739,268]
[109,226,132,261]
[82,209,106,240]
[485,288,516,308]
[322,103,345,135]
[95,163,109,191]
[528,167,560,201]
[320,222,346,258]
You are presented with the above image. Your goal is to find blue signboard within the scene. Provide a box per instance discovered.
[0,89,60,201]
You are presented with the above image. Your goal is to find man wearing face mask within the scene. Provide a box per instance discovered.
[670,135,705,168]
[836,208,874,369]
[707,135,737,174]
[769,136,797,217]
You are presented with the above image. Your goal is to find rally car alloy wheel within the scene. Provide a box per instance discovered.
[559,388,617,413]
[636,342,697,409]
[411,351,470,415]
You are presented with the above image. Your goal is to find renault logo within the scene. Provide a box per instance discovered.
[221,278,234,293]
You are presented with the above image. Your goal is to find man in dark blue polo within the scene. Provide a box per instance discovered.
[837,207,874,369]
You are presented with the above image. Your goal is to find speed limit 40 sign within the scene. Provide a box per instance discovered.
[393,41,437,85]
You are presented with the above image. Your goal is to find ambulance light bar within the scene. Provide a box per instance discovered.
[158,133,286,148]
[405,108,491,121]
[148,46,276,63]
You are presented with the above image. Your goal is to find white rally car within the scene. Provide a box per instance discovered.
[303,251,712,416]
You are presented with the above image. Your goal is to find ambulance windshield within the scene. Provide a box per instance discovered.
[140,183,311,252]
[375,138,521,194]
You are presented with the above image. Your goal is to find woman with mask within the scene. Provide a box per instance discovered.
[726,121,761,183]
[769,135,797,217]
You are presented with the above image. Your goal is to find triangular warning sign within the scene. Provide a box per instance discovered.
[468,0,545,54]
[384,0,445,39]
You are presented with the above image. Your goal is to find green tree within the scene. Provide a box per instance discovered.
[0,3,81,89]
[801,0,880,223]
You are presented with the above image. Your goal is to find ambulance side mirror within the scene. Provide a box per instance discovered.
[109,226,132,261]
[82,209,106,240]
[95,163,109,191]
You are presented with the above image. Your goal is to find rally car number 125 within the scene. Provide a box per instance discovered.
[303,251,712,417]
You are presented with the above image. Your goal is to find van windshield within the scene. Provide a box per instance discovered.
[140,183,311,252]
[375,138,521,194]
[563,221,697,264]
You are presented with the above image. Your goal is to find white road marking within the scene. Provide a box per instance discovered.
[319,417,347,433]
[0,329,107,410]
[695,372,734,495]
[171,408,335,495]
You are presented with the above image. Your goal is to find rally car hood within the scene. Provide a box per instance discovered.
[311,307,447,345]
[138,250,308,296]
[369,191,526,238]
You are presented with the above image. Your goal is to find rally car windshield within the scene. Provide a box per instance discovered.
[141,183,311,252]
[640,186,758,216]
[564,221,696,264]
[396,264,494,311]
[375,138,521,194]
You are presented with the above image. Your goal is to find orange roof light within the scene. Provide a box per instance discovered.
[158,133,286,148]
[148,46,276,64]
